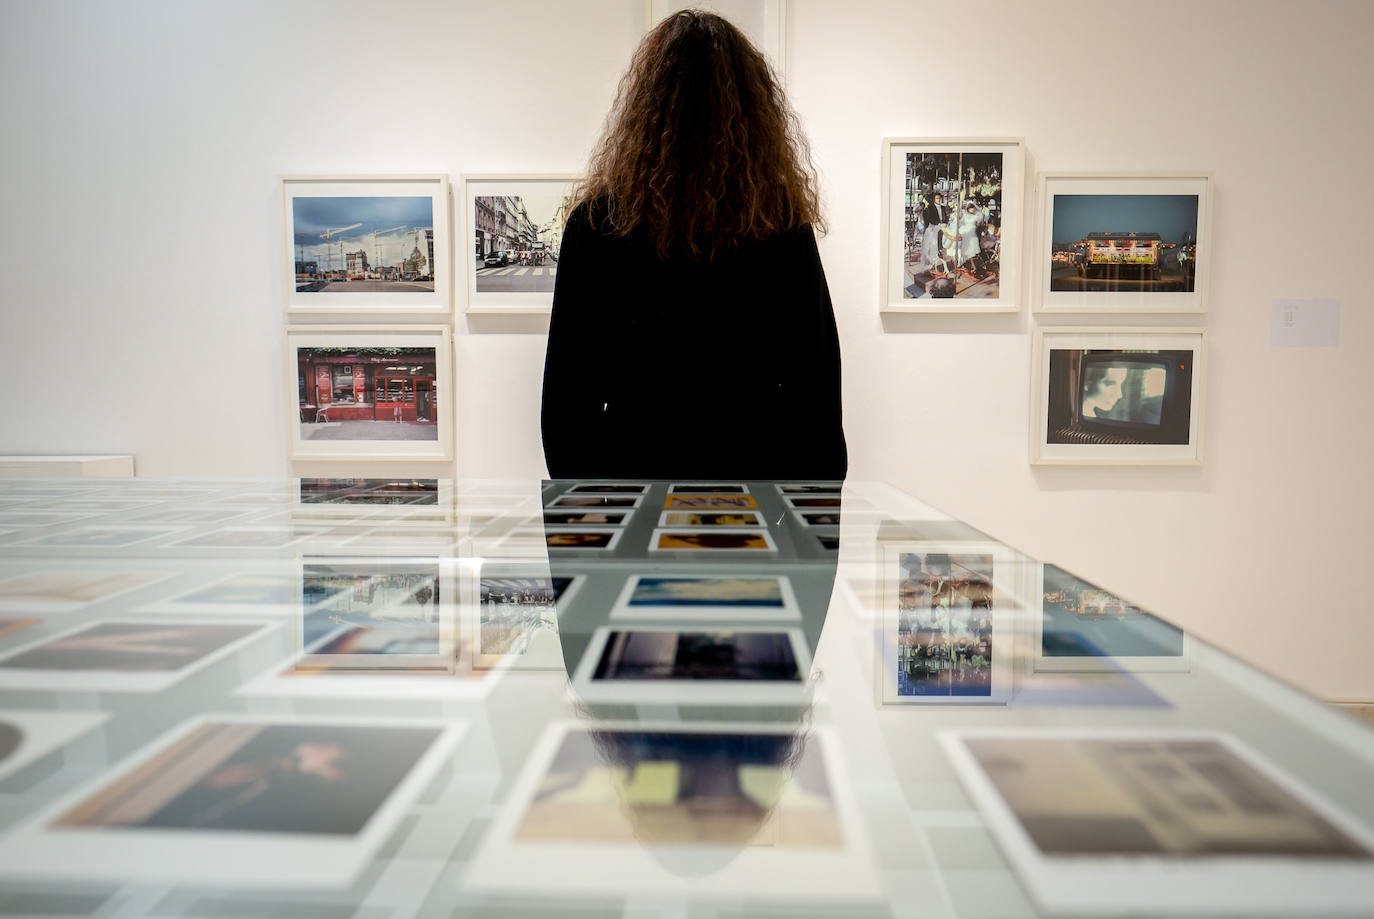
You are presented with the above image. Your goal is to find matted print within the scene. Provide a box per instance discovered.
[543,528,624,551]
[0,710,109,784]
[168,526,325,550]
[650,529,776,552]
[298,558,452,671]
[882,138,1025,312]
[571,626,810,704]
[293,478,450,523]
[0,571,174,613]
[462,175,576,314]
[338,526,457,554]
[543,509,630,527]
[286,325,453,461]
[0,714,464,888]
[611,574,801,622]
[1035,564,1190,672]
[1036,173,1211,314]
[786,495,841,509]
[663,494,758,510]
[567,483,649,495]
[667,483,748,494]
[939,729,1374,916]
[0,619,276,692]
[1032,327,1207,465]
[12,526,185,549]
[0,618,39,640]
[281,175,451,315]
[548,494,642,510]
[465,721,879,900]
[658,510,764,527]
[469,571,580,670]
[795,510,842,527]
[879,541,1015,705]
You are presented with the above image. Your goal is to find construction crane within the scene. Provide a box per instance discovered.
[319,223,361,280]
[370,225,407,277]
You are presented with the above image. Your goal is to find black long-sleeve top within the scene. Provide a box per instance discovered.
[540,204,847,480]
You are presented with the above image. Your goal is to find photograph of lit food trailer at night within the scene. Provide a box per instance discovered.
[1049,194,1199,293]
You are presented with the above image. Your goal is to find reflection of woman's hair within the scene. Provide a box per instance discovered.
[575,9,824,260]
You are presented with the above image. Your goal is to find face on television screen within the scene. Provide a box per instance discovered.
[1079,360,1166,425]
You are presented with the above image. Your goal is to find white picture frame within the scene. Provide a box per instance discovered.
[281,174,452,316]
[610,573,802,622]
[461,174,578,315]
[0,713,465,889]
[645,1,786,77]
[881,137,1025,313]
[878,540,1016,706]
[285,325,454,462]
[1034,172,1212,314]
[465,562,579,672]
[938,728,1374,917]
[1031,327,1207,466]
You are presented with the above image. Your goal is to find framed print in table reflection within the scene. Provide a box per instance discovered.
[0,713,464,889]
[879,541,1016,705]
[285,325,453,462]
[1034,172,1211,314]
[881,138,1025,313]
[1031,327,1206,466]
[1034,564,1191,673]
[281,175,452,316]
[938,728,1374,917]
[461,174,577,315]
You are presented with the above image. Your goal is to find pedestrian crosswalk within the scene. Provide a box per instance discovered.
[475,266,557,276]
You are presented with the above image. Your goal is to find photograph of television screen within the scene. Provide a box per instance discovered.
[1047,349,1194,446]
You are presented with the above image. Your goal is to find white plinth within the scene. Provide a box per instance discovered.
[0,455,135,478]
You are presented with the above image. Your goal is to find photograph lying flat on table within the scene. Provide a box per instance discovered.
[1035,173,1211,314]
[611,574,802,621]
[281,175,451,316]
[939,729,1374,916]
[881,138,1025,313]
[285,326,453,461]
[0,714,464,889]
[1032,327,1207,465]
[462,175,577,314]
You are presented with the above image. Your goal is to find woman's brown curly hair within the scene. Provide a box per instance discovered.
[575,8,824,260]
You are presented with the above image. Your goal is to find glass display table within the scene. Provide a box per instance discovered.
[0,476,1370,919]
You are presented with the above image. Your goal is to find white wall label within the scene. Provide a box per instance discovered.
[1271,299,1340,348]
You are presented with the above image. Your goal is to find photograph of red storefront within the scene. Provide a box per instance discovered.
[297,348,439,441]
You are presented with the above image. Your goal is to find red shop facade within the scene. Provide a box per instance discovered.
[298,349,437,424]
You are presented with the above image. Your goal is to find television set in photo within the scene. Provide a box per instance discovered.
[1046,349,1194,446]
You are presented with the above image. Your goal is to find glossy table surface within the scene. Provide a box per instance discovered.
[0,476,1370,919]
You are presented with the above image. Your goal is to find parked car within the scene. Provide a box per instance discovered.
[483,251,508,268]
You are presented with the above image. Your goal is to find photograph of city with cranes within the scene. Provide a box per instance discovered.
[291,196,437,293]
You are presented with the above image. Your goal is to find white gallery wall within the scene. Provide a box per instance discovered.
[0,0,1370,699]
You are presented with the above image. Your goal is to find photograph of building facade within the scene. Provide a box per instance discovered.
[296,348,438,439]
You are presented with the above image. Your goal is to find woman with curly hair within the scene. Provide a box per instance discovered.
[540,9,846,481]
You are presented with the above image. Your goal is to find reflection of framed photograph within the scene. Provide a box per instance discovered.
[292,478,453,524]
[461,174,577,314]
[0,710,109,784]
[467,566,580,671]
[1034,564,1191,673]
[285,325,453,461]
[879,541,1014,705]
[571,626,810,705]
[1035,173,1211,314]
[465,721,879,900]
[1032,327,1207,465]
[281,175,451,316]
[0,714,464,889]
[644,1,785,75]
[0,619,277,692]
[939,728,1374,917]
[881,138,1025,313]
[611,574,801,621]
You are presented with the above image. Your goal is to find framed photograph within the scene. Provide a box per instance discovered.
[285,325,453,462]
[0,619,278,692]
[650,528,777,552]
[570,625,811,705]
[281,175,451,316]
[611,574,801,622]
[881,138,1025,312]
[644,1,785,76]
[461,174,577,314]
[468,568,580,671]
[297,558,454,672]
[1035,172,1211,314]
[0,710,109,784]
[939,728,1374,916]
[0,714,464,889]
[464,721,880,901]
[878,541,1015,705]
[1035,564,1191,673]
[1032,327,1207,465]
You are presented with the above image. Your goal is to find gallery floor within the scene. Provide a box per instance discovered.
[0,475,1369,918]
